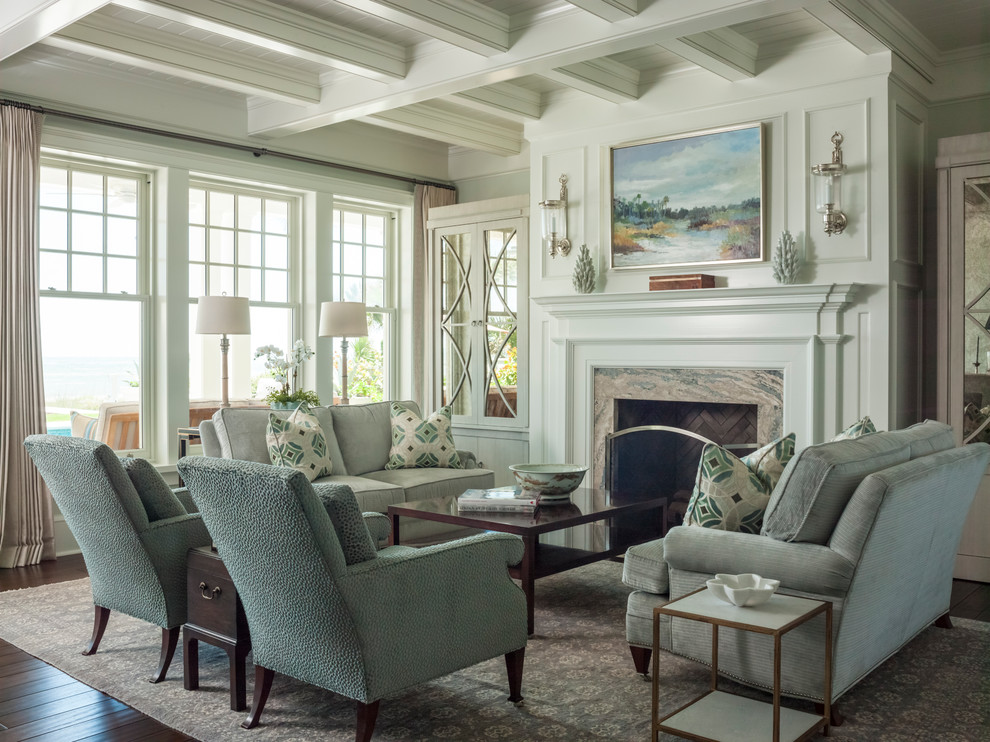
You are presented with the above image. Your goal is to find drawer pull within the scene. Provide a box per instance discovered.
[199,581,221,600]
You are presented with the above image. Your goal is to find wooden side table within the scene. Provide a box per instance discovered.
[652,587,832,742]
[183,546,251,711]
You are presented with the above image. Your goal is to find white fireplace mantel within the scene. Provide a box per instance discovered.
[528,283,862,468]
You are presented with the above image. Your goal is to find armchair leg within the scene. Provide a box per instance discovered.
[149,627,180,683]
[629,645,652,677]
[242,665,275,729]
[83,605,111,656]
[935,612,953,629]
[505,647,525,704]
[814,702,844,727]
[356,700,380,742]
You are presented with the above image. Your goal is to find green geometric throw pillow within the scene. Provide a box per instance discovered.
[831,416,877,441]
[266,405,333,482]
[385,402,462,470]
[684,433,796,534]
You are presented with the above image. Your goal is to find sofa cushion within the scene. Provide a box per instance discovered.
[314,483,377,565]
[879,419,956,459]
[120,457,188,521]
[212,406,345,472]
[266,406,334,482]
[831,416,877,441]
[363,466,494,503]
[313,476,405,513]
[761,433,911,544]
[386,402,462,470]
[684,434,795,534]
[622,539,669,594]
[331,400,411,476]
[70,411,98,439]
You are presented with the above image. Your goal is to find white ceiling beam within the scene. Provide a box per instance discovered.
[806,0,936,82]
[110,0,405,82]
[1,0,110,61]
[542,57,640,103]
[45,14,321,103]
[247,0,811,137]
[564,0,638,23]
[450,82,542,121]
[659,28,758,81]
[362,102,524,155]
[331,0,509,56]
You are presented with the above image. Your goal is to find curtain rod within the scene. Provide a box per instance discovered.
[1,98,456,192]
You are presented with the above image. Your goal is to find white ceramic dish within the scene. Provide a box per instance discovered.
[706,573,780,607]
[508,463,588,502]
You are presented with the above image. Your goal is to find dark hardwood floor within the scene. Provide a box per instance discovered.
[1,556,988,741]
[0,554,194,741]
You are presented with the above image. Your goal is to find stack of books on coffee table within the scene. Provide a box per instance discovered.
[457,486,538,513]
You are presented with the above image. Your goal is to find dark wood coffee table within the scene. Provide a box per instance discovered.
[388,488,667,635]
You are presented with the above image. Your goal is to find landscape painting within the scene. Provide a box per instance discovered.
[610,124,764,269]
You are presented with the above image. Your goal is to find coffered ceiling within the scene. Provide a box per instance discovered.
[2,0,988,156]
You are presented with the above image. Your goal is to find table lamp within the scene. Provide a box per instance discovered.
[195,294,251,407]
[319,301,368,405]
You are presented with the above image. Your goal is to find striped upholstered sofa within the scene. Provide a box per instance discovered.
[622,420,988,717]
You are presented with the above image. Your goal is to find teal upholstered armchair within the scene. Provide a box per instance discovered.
[23,434,212,682]
[177,456,527,741]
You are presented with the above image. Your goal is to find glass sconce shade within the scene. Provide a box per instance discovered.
[811,132,848,237]
[539,174,571,258]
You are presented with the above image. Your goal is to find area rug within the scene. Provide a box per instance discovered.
[0,562,987,741]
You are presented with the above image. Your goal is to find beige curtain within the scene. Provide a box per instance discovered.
[0,105,55,567]
[412,184,456,408]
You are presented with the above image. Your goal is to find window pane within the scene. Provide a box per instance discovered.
[41,297,142,448]
[366,246,384,277]
[332,242,341,273]
[189,188,206,224]
[366,278,384,307]
[240,232,262,266]
[344,243,362,274]
[41,167,67,209]
[40,210,67,251]
[72,254,103,292]
[238,195,262,231]
[343,276,362,302]
[265,235,288,269]
[72,213,103,254]
[72,171,103,213]
[189,226,206,262]
[343,211,362,242]
[209,228,234,264]
[107,257,137,294]
[246,306,293,398]
[366,215,385,246]
[338,312,385,403]
[107,217,137,256]
[107,177,137,217]
[209,191,235,228]
[189,263,206,297]
[240,267,263,301]
[265,200,288,235]
[265,270,287,302]
[209,265,235,296]
[40,252,67,291]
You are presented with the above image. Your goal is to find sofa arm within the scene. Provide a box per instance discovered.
[457,449,479,469]
[362,511,390,548]
[663,525,855,598]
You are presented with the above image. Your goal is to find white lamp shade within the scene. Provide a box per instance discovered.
[319,301,368,338]
[195,295,251,335]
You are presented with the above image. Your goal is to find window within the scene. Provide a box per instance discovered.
[330,206,393,402]
[188,183,296,405]
[38,160,148,451]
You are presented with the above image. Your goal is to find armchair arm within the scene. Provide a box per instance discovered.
[663,526,855,598]
[172,487,198,514]
[339,532,527,699]
[362,511,390,548]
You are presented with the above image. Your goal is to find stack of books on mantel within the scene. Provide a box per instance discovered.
[457,486,538,513]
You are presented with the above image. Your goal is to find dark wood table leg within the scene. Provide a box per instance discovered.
[229,642,249,711]
[183,630,199,691]
[520,533,536,635]
[390,512,401,546]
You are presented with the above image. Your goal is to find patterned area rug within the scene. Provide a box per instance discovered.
[0,561,987,741]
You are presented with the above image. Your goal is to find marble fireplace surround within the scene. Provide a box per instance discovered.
[531,283,859,474]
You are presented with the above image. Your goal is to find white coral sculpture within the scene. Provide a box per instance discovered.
[771,230,801,285]
[572,244,596,294]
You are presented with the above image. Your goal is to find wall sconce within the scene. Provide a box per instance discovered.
[540,174,571,258]
[811,132,848,237]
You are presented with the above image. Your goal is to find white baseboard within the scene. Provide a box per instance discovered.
[954,554,990,583]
